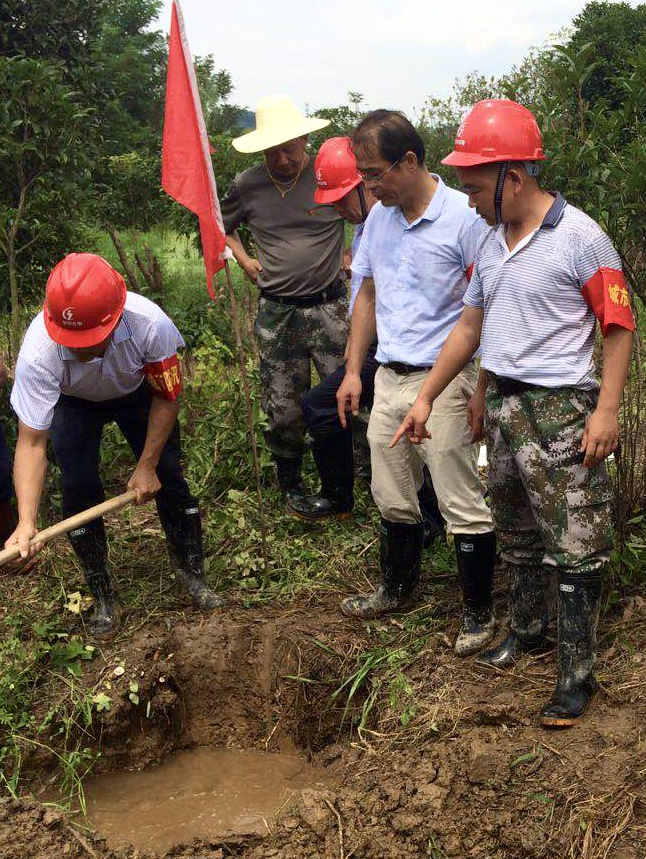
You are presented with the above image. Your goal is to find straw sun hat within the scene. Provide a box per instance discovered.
[232,95,330,153]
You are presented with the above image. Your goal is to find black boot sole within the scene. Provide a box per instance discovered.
[539,687,597,729]
[286,507,353,522]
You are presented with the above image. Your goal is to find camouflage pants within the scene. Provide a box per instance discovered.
[254,294,348,459]
[486,383,613,575]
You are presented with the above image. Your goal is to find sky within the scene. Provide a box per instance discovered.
[154,1,636,119]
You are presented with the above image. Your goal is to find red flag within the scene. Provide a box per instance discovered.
[162,1,227,299]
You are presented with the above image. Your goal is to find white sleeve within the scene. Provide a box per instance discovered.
[142,308,186,364]
[10,356,61,431]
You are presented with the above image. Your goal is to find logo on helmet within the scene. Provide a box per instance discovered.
[61,307,82,328]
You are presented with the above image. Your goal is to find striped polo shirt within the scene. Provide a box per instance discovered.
[11,292,185,430]
[463,194,623,389]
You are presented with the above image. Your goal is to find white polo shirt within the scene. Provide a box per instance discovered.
[11,292,184,430]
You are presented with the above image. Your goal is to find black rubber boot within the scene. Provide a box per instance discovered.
[454,531,497,656]
[298,429,354,521]
[476,563,550,668]
[341,519,425,619]
[159,504,225,611]
[68,520,118,640]
[539,571,602,728]
[275,455,321,519]
[417,471,446,548]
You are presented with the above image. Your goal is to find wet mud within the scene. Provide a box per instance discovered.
[2,594,645,859]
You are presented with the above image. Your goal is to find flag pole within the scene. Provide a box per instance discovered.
[221,261,270,576]
[162,0,269,577]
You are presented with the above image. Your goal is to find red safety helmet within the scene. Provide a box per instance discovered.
[44,253,127,348]
[442,99,545,167]
[313,137,362,204]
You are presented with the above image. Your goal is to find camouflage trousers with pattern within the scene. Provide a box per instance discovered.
[254,294,348,460]
[485,383,613,576]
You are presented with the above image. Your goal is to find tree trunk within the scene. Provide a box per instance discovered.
[107,226,140,292]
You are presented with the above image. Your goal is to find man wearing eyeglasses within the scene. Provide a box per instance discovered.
[336,110,496,658]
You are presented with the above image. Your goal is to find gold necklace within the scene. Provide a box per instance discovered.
[265,154,307,198]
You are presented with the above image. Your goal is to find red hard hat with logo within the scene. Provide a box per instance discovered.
[44,253,127,348]
[442,99,545,167]
[313,137,362,204]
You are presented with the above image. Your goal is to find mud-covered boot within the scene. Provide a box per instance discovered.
[69,521,118,640]
[301,429,355,521]
[454,532,497,656]
[85,571,118,639]
[341,519,425,619]
[160,504,225,611]
[476,563,550,668]
[275,456,321,519]
[539,571,602,728]
[417,471,446,548]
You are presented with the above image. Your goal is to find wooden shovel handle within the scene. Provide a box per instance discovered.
[0,490,138,567]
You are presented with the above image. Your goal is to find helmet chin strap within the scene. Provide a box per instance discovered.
[357,184,368,222]
[494,162,509,225]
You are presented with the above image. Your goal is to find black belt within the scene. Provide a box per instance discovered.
[490,374,541,396]
[260,279,345,307]
[381,362,432,375]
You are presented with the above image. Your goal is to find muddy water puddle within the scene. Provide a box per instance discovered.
[82,746,329,854]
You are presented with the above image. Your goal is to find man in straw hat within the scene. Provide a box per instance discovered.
[221,95,347,518]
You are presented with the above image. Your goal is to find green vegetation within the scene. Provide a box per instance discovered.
[0,0,644,824]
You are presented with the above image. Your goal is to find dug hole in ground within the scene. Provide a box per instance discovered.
[0,495,645,859]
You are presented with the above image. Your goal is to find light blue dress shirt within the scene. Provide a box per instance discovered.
[351,175,485,366]
[348,221,364,317]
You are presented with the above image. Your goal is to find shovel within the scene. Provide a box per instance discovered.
[0,490,138,568]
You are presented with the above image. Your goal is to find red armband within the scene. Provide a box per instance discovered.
[144,355,183,400]
[581,267,635,335]
[465,262,474,282]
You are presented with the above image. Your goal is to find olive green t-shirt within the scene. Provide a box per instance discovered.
[221,160,344,298]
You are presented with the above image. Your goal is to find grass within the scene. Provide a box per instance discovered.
[0,231,645,859]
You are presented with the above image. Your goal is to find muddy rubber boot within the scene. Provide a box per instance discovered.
[301,429,354,521]
[417,473,446,548]
[69,521,118,640]
[454,532,497,657]
[274,456,321,520]
[341,519,425,619]
[160,505,225,611]
[476,563,550,668]
[539,571,602,728]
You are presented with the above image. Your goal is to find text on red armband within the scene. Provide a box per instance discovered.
[581,267,635,335]
[144,355,182,400]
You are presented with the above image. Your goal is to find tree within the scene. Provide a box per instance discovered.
[0,57,89,356]
[0,0,168,331]
[568,1,646,110]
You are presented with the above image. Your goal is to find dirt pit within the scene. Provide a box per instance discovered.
[3,593,646,859]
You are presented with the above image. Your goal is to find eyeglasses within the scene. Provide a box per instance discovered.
[358,156,404,183]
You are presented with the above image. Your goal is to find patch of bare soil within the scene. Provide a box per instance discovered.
[3,592,646,859]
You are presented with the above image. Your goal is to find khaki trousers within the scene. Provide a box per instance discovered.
[367,364,492,535]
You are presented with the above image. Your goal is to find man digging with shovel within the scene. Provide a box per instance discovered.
[5,252,224,639]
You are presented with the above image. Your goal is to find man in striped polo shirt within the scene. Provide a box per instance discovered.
[393,100,634,727]
[7,253,224,638]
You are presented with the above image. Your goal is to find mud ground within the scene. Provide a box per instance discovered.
[1,585,645,859]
